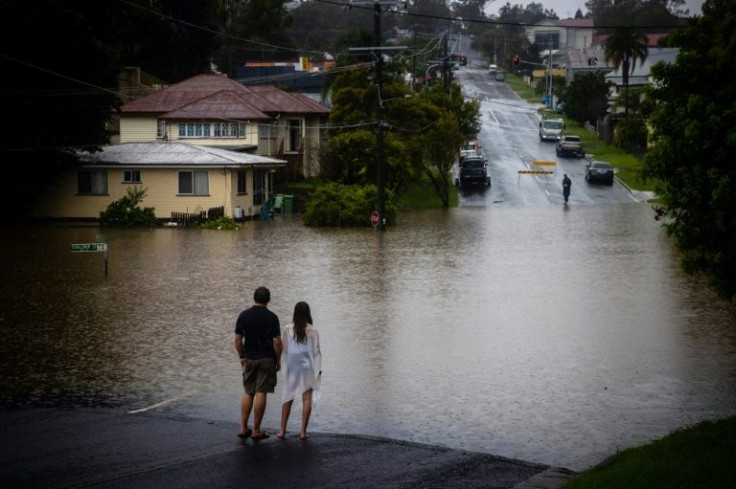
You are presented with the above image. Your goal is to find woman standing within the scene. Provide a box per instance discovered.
[277,301,322,441]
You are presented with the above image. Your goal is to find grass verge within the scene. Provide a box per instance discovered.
[562,416,736,489]
[399,175,458,209]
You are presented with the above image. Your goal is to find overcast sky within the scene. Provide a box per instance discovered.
[485,0,705,20]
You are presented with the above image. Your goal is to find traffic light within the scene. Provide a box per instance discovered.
[513,54,520,66]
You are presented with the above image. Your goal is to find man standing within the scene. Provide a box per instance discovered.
[235,286,282,440]
[562,173,572,204]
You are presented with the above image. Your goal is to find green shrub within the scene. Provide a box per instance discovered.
[200,216,241,230]
[302,182,396,227]
[100,186,160,227]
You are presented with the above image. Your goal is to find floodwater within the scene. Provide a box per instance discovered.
[1,204,735,471]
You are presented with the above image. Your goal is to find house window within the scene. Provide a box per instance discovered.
[157,120,167,139]
[288,120,301,152]
[123,170,141,183]
[253,168,267,205]
[179,122,244,138]
[237,170,248,194]
[78,170,108,195]
[178,170,209,195]
[535,32,559,50]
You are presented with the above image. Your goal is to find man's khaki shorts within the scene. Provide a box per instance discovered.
[243,358,277,394]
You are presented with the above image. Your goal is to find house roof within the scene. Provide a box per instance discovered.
[120,74,330,119]
[77,142,286,169]
[605,48,679,86]
[534,18,594,28]
[161,90,268,120]
[556,18,594,28]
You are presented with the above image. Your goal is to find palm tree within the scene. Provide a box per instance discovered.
[604,27,648,115]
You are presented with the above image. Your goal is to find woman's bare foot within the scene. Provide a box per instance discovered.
[276,431,286,440]
[299,433,309,441]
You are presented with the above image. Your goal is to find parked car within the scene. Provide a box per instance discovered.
[556,135,584,158]
[488,64,498,75]
[457,156,491,188]
[584,161,614,185]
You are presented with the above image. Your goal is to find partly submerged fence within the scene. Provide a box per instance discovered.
[170,206,224,227]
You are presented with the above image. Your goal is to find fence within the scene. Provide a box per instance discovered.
[170,206,224,227]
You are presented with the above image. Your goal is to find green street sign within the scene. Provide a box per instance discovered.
[71,243,107,253]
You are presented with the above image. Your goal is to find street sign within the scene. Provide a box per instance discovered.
[370,211,380,228]
[71,243,107,253]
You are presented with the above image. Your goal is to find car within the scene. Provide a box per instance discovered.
[556,135,584,158]
[555,102,566,114]
[494,71,505,82]
[457,156,491,188]
[585,161,615,185]
[488,64,498,75]
[539,117,564,141]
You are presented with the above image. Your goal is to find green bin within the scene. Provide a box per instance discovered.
[273,194,284,211]
[282,194,294,213]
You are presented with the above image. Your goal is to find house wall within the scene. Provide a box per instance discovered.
[527,24,593,50]
[31,168,259,220]
[120,115,260,148]
[119,112,322,179]
[119,117,158,143]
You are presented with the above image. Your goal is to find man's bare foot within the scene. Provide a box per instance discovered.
[237,428,252,439]
[251,431,270,440]
[299,433,309,441]
[276,431,286,440]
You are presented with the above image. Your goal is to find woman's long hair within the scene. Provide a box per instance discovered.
[292,301,312,344]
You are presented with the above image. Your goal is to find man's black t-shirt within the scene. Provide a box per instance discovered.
[235,306,281,360]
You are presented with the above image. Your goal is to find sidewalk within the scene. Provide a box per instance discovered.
[0,407,576,488]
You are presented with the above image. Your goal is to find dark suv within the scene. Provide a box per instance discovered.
[457,156,491,188]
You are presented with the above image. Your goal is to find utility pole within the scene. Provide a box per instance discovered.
[348,0,406,231]
[547,35,553,107]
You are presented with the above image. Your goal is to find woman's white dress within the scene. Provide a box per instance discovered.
[280,323,322,407]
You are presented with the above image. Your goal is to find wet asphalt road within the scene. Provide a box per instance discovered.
[0,407,563,489]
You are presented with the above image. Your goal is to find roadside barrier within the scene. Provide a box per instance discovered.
[518,160,556,175]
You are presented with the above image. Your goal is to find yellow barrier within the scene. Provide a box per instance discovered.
[518,170,554,174]
[532,160,557,166]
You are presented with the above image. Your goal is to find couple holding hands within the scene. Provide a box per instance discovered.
[234,286,322,441]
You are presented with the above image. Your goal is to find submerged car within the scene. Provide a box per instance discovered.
[457,156,491,188]
[584,161,614,185]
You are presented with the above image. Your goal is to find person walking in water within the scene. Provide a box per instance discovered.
[562,173,572,204]
[277,301,322,441]
[234,286,282,440]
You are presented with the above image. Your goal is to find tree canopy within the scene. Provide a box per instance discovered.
[604,26,648,115]
[644,0,736,300]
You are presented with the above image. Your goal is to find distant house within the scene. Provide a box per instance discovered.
[526,18,595,51]
[605,47,679,111]
[32,73,331,222]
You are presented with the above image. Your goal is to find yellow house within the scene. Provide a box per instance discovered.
[32,72,331,221]
[32,142,286,221]
[119,73,330,179]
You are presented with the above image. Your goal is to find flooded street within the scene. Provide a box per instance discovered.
[2,203,735,471]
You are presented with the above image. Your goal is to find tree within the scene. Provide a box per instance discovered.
[563,72,611,125]
[643,0,736,300]
[0,1,123,218]
[604,26,648,115]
